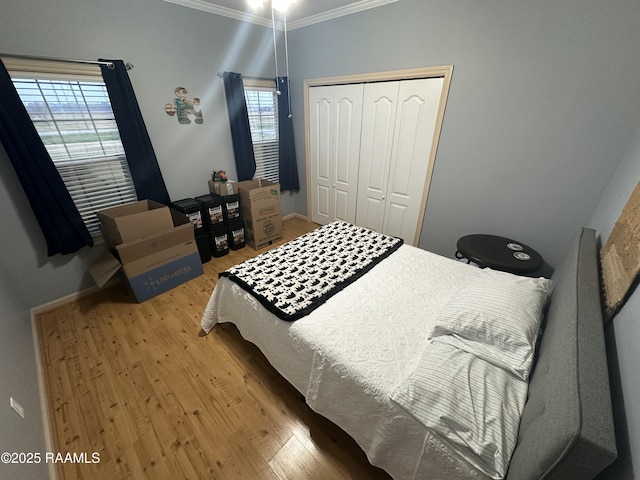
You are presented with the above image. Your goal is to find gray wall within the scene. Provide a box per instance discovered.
[1,0,640,478]
[0,157,48,479]
[589,122,640,479]
[287,0,640,269]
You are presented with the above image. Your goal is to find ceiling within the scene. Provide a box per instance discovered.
[161,0,399,30]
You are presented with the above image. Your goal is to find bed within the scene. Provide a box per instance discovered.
[201,222,617,480]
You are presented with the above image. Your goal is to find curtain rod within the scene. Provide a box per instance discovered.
[0,53,134,70]
[216,71,274,81]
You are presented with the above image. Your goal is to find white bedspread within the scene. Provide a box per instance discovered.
[201,244,496,480]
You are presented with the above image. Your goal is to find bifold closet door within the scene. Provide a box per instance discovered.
[356,77,444,245]
[355,81,398,235]
[309,84,363,225]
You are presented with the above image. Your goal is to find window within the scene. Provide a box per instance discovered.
[244,78,279,183]
[4,58,137,237]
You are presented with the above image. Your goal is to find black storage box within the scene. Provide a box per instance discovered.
[210,224,229,257]
[194,194,224,231]
[227,219,246,250]
[171,198,205,235]
[220,193,241,222]
[172,198,210,263]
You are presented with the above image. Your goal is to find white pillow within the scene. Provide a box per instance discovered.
[429,268,553,380]
[391,340,529,479]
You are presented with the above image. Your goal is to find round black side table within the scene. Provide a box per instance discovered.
[455,234,543,275]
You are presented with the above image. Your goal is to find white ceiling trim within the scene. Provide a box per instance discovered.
[161,0,275,28]
[287,0,399,30]
[160,0,399,30]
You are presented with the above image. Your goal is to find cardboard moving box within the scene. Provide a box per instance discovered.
[208,180,236,196]
[97,199,174,249]
[90,200,204,302]
[235,179,282,249]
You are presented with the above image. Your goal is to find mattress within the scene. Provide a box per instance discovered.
[202,244,506,479]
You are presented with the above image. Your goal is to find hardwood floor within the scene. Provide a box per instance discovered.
[35,217,393,480]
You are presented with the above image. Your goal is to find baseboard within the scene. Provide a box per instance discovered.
[31,312,58,480]
[282,212,309,222]
[30,277,121,480]
[30,277,121,316]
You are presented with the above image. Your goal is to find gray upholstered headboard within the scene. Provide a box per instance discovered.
[506,228,617,479]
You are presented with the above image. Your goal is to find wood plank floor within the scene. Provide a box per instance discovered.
[35,217,393,480]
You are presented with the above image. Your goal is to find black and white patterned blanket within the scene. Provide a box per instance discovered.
[220,221,403,321]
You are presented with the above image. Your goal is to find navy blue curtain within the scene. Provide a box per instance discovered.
[222,71,256,181]
[276,77,299,192]
[0,60,93,256]
[100,59,170,205]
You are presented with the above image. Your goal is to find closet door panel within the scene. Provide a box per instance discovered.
[384,202,410,240]
[389,94,423,196]
[386,77,444,244]
[309,84,362,225]
[334,190,353,222]
[359,197,386,233]
[333,85,363,224]
[356,82,399,231]
[309,87,334,224]
[316,184,331,219]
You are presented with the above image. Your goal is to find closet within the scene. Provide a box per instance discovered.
[306,68,450,246]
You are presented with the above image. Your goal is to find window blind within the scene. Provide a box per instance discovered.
[10,71,138,237]
[244,79,279,183]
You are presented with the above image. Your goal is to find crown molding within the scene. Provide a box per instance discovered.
[161,0,399,30]
[288,0,399,30]
[161,0,277,28]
